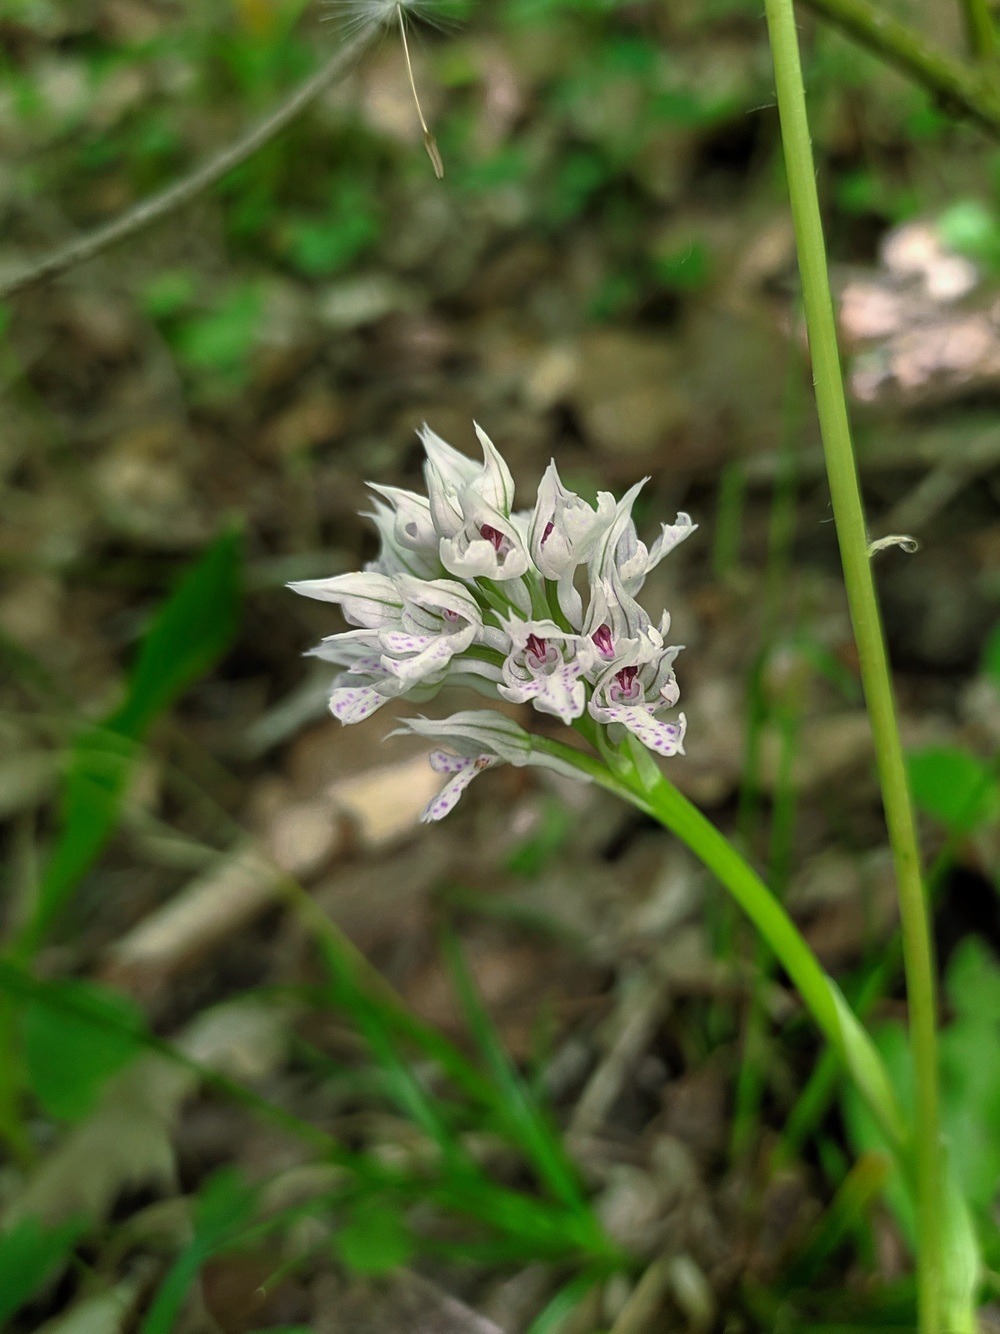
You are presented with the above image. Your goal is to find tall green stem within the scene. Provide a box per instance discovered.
[960,0,997,61]
[537,733,907,1156]
[761,2,942,1328]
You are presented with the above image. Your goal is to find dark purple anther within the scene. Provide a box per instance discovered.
[592,624,614,658]
[541,520,555,545]
[615,665,638,692]
[526,633,547,661]
[480,524,505,551]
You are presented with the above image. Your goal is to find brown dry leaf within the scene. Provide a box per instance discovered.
[575,330,691,464]
[327,751,442,849]
[102,843,294,1000]
[311,1269,505,1334]
[4,1000,290,1229]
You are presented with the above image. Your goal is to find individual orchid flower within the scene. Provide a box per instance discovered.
[297,572,489,722]
[581,570,665,675]
[396,711,590,821]
[422,421,516,539]
[528,461,616,624]
[590,479,696,596]
[588,642,687,757]
[496,615,591,724]
[365,486,442,579]
[438,490,531,587]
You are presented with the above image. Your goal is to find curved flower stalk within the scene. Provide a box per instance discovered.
[290,422,924,1260]
[292,422,694,818]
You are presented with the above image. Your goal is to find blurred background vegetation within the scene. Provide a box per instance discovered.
[5,0,1000,1329]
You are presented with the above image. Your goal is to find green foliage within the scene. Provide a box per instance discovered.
[278,180,382,278]
[140,1170,260,1334]
[310,923,615,1267]
[24,529,242,949]
[334,1200,414,1274]
[170,284,264,380]
[938,199,1000,273]
[140,269,198,321]
[842,941,1000,1309]
[20,978,145,1120]
[906,746,1000,834]
[939,939,1000,1217]
[0,1215,89,1324]
[833,168,917,223]
[980,618,1000,689]
[652,237,711,292]
[442,931,588,1215]
[506,798,576,876]
[545,148,609,226]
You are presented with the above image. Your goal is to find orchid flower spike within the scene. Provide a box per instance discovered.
[291,424,696,818]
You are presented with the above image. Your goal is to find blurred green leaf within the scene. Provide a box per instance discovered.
[938,199,1000,271]
[334,1201,413,1275]
[947,935,1000,1023]
[545,148,608,225]
[21,979,145,1120]
[843,970,988,1326]
[26,530,242,948]
[940,939,1000,1214]
[505,799,575,876]
[141,1169,259,1334]
[0,1215,89,1324]
[652,238,710,292]
[110,528,242,738]
[841,1021,915,1245]
[280,181,381,278]
[442,931,590,1217]
[173,286,263,376]
[141,270,197,321]
[906,746,1000,833]
[980,618,1000,690]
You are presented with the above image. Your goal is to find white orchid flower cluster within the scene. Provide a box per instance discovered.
[291,425,695,820]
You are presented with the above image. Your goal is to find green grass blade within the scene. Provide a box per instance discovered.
[440,930,591,1217]
[110,528,242,738]
[522,1268,607,1334]
[21,529,242,950]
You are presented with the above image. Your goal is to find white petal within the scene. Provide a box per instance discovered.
[380,629,438,655]
[474,422,516,516]
[425,459,466,539]
[381,633,457,686]
[368,484,439,551]
[498,664,585,725]
[439,532,529,582]
[590,702,687,757]
[329,681,391,724]
[429,750,476,774]
[420,754,497,821]
[289,572,402,628]
[396,574,482,636]
[644,513,697,574]
[418,424,482,489]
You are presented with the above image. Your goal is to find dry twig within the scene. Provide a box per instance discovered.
[0,25,375,301]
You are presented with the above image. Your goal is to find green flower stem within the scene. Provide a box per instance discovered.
[536,735,907,1154]
[761,2,943,1328]
[631,767,908,1153]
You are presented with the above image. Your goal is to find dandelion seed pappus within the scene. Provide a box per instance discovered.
[321,0,445,36]
[322,0,446,178]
